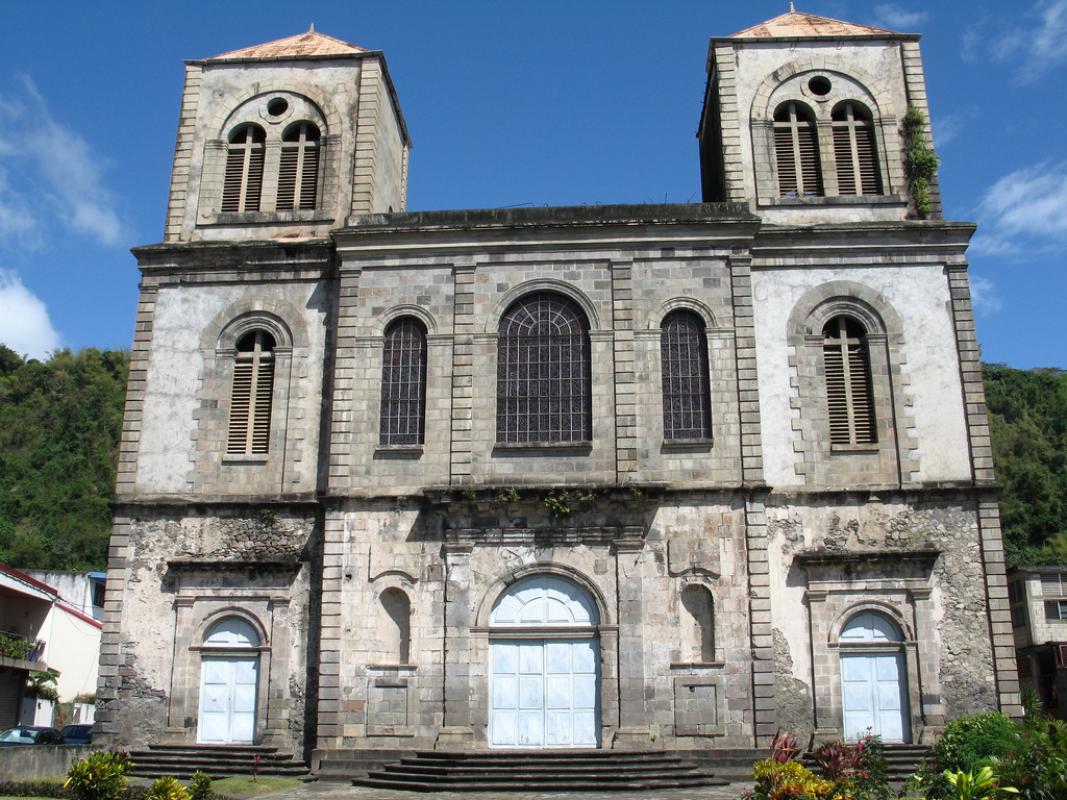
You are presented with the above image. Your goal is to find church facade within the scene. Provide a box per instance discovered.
[95,11,1020,764]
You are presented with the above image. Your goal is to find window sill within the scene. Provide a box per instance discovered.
[669,661,725,670]
[830,443,880,454]
[221,453,269,464]
[493,441,592,455]
[200,210,334,227]
[760,193,907,208]
[374,445,424,459]
[662,438,713,452]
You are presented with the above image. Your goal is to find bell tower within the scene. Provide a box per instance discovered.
[698,8,941,223]
[162,28,410,243]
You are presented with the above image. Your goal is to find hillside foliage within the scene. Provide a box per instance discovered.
[0,348,1063,571]
[0,345,128,570]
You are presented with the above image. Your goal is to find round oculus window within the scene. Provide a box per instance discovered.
[267,97,289,117]
[808,76,832,96]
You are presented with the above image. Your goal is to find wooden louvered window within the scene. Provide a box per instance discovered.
[227,330,275,455]
[276,122,321,211]
[832,102,882,196]
[774,102,823,198]
[497,293,591,444]
[823,316,876,446]
[379,318,427,446]
[661,310,712,441]
[221,124,266,213]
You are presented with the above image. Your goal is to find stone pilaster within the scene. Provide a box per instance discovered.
[437,543,475,746]
[163,64,201,242]
[327,269,362,493]
[611,260,637,479]
[449,265,476,484]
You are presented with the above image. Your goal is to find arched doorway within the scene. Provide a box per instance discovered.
[488,575,600,748]
[198,617,260,744]
[839,611,910,743]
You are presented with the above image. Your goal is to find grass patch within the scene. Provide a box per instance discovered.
[207,776,302,797]
[0,797,58,800]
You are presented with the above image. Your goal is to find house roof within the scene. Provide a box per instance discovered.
[207,29,368,61]
[730,10,898,39]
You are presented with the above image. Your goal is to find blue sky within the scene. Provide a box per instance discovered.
[0,0,1064,368]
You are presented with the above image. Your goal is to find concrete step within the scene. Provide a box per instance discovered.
[355,776,728,792]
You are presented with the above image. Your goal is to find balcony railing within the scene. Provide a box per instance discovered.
[0,631,44,663]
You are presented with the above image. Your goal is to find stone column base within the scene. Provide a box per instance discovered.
[435,726,476,749]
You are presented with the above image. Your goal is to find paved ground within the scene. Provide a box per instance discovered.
[268,782,748,800]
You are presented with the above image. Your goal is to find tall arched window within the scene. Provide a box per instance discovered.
[276,122,321,211]
[380,588,411,664]
[661,310,711,441]
[497,293,591,444]
[774,101,823,198]
[227,330,275,455]
[379,317,427,446]
[221,124,266,213]
[823,316,875,446]
[680,585,715,662]
[832,102,882,196]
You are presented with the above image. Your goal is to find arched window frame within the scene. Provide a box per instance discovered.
[660,310,712,442]
[276,121,322,211]
[496,292,592,444]
[773,101,823,198]
[679,584,716,663]
[831,101,883,196]
[221,123,266,213]
[822,315,876,447]
[379,588,412,665]
[379,317,428,447]
[226,329,276,455]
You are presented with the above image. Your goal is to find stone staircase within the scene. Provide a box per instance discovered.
[801,743,930,782]
[127,744,308,780]
[349,749,729,791]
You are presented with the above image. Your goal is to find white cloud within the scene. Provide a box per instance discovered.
[972,161,1067,261]
[969,275,1003,315]
[0,76,123,247]
[872,4,928,30]
[988,0,1067,82]
[933,113,963,147]
[0,269,60,359]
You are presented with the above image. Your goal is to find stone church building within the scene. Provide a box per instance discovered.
[96,10,1021,766]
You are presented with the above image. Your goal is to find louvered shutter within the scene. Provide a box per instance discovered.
[824,343,850,445]
[251,356,274,454]
[276,147,299,211]
[797,124,823,197]
[227,360,253,453]
[299,144,319,209]
[856,124,882,195]
[848,342,875,443]
[244,146,264,212]
[833,126,858,195]
[221,149,245,212]
[775,127,799,197]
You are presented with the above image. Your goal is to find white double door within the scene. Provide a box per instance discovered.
[198,656,258,744]
[490,638,598,748]
[841,652,909,743]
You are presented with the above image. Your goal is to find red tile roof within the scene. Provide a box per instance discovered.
[208,29,367,61]
[731,11,897,39]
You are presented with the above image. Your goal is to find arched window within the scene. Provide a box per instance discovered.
[823,316,875,446]
[680,585,715,662]
[227,330,275,455]
[379,317,427,446]
[221,124,266,213]
[661,310,711,441]
[203,616,261,649]
[774,101,823,198]
[276,122,321,211]
[832,102,882,196]
[497,293,591,444]
[380,588,411,664]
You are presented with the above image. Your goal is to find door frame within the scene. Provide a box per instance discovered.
[839,647,911,743]
[488,633,601,749]
[197,653,260,744]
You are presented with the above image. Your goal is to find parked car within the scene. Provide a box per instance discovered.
[0,726,64,745]
[60,724,92,744]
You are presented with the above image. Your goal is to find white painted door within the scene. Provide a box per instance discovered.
[198,656,258,743]
[841,652,908,743]
[490,639,598,748]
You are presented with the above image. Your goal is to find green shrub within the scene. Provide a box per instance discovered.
[991,716,1067,800]
[751,758,834,800]
[144,777,189,800]
[188,773,212,800]
[943,766,1018,800]
[0,780,67,797]
[64,751,131,800]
